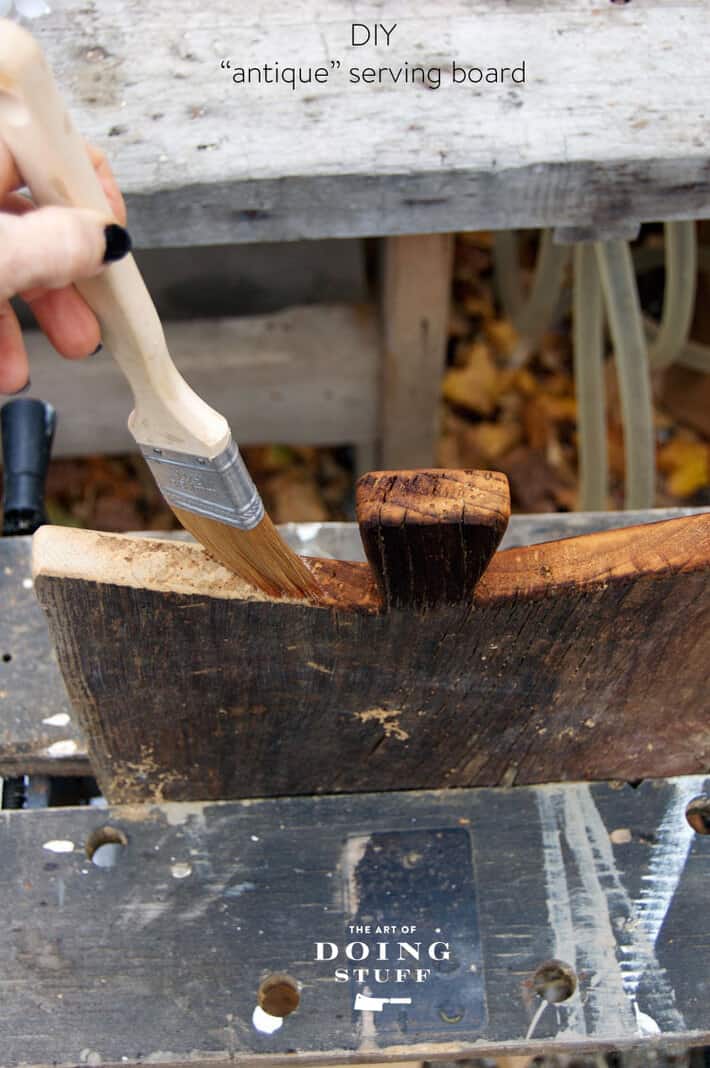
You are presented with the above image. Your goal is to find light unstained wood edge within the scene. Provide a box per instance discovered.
[31,511,710,611]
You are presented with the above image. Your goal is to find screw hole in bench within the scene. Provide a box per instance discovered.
[685,795,710,835]
[2,653,12,663]
[86,826,128,868]
[533,959,577,1003]
[252,973,300,1033]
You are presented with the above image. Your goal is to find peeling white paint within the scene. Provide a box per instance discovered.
[79,1050,102,1067]
[576,785,686,1036]
[46,739,78,757]
[562,788,637,1036]
[43,839,74,854]
[526,998,549,1040]
[42,712,71,727]
[634,776,705,949]
[534,780,691,1041]
[252,1006,282,1034]
[535,789,588,1038]
[170,862,192,879]
[224,881,256,897]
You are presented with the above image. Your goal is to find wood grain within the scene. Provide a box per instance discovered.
[356,469,510,609]
[1,511,703,778]
[380,235,454,468]
[0,777,707,1066]
[22,304,379,456]
[32,513,710,803]
[28,2,710,246]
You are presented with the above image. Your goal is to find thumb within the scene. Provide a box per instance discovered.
[0,206,132,302]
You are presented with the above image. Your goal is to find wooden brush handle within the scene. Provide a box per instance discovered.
[0,20,229,457]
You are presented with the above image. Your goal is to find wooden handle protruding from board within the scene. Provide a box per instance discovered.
[0,19,229,458]
[356,469,511,610]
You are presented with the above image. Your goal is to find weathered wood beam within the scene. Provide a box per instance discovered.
[28,2,710,246]
[22,304,379,456]
[379,234,454,468]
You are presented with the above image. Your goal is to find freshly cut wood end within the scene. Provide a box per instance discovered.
[355,468,511,610]
[31,525,378,612]
[32,525,274,601]
[356,469,510,528]
[171,507,321,601]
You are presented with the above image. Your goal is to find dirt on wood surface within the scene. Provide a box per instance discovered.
[3,226,709,531]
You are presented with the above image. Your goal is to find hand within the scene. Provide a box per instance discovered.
[0,139,132,394]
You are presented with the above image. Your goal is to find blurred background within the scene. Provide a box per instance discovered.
[4,223,709,531]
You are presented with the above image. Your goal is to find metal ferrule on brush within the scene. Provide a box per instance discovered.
[139,439,264,530]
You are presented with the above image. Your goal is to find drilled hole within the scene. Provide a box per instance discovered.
[86,826,127,867]
[258,973,300,1018]
[533,959,577,1003]
[2,653,12,663]
[686,795,710,835]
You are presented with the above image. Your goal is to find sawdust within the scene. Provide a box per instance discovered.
[354,707,409,741]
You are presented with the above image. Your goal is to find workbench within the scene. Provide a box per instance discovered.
[1,511,709,1066]
[1,777,708,1066]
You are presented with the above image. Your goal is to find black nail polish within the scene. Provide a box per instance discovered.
[4,378,31,397]
[103,224,132,263]
[89,343,103,356]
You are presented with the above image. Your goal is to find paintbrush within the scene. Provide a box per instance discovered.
[0,20,319,600]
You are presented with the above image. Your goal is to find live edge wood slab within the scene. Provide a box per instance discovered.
[31,470,710,804]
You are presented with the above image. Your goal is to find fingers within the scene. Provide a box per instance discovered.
[0,137,129,381]
[1,139,126,225]
[0,140,21,201]
[0,301,29,394]
[24,286,102,361]
[88,143,127,225]
[0,205,131,302]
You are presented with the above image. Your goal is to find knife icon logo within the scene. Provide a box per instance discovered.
[353,993,412,1012]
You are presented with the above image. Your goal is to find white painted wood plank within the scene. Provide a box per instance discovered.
[22,304,379,455]
[24,1,710,245]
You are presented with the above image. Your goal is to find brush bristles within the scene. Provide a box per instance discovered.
[171,507,321,600]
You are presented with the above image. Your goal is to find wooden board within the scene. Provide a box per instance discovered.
[1,510,706,780]
[31,506,710,803]
[380,235,453,468]
[27,1,710,248]
[0,777,708,1066]
[22,303,379,456]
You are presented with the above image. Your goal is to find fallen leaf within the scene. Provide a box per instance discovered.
[658,439,709,498]
[442,341,506,416]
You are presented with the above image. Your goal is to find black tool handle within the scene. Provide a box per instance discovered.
[1,398,56,536]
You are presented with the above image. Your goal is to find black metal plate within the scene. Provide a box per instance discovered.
[341,827,485,1037]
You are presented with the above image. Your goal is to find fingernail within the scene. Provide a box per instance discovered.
[4,378,31,396]
[103,224,132,263]
[89,343,103,356]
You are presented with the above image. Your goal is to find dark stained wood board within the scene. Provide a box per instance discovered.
[1,509,705,780]
[31,511,710,803]
[0,777,708,1067]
